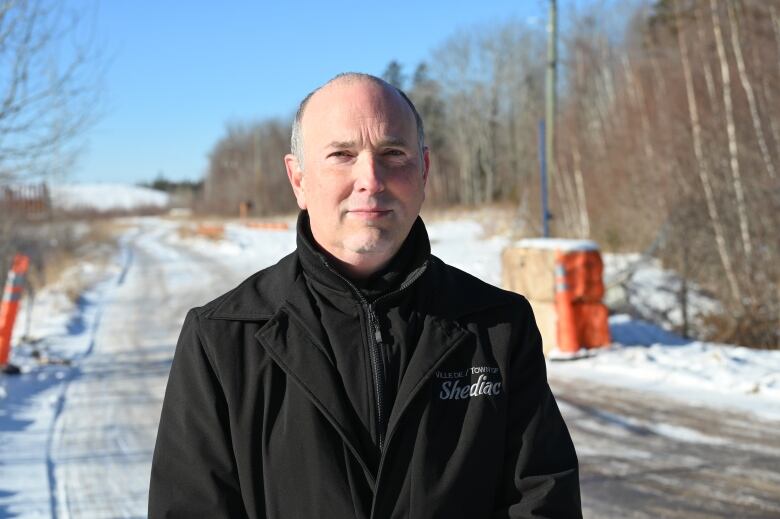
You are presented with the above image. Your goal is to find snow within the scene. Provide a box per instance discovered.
[554,402,729,446]
[548,315,780,420]
[427,219,508,287]
[1,214,778,517]
[50,183,170,212]
[1,256,121,518]
[513,238,600,251]
[603,253,721,335]
[649,423,729,445]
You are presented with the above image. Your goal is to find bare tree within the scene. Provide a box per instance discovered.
[695,9,718,104]
[0,0,102,183]
[203,119,295,216]
[0,0,102,292]
[771,4,780,71]
[429,22,544,209]
[571,142,589,237]
[676,0,741,302]
[710,0,752,259]
[727,1,776,180]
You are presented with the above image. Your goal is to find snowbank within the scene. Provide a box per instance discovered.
[548,314,780,420]
[50,183,170,212]
[603,253,721,336]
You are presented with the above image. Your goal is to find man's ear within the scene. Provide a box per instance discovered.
[284,154,307,210]
[422,146,430,186]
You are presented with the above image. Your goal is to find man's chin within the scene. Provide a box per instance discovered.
[344,230,395,255]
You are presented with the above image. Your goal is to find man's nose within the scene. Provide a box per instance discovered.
[354,154,385,193]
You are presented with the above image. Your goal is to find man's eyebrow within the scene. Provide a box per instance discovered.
[324,137,410,149]
[377,137,409,147]
[326,140,356,149]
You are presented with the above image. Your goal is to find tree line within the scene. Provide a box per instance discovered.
[202,0,779,347]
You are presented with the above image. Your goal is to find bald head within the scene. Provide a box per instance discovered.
[290,73,425,171]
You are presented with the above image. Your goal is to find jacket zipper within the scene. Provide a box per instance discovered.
[321,260,428,452]
[365,302,386,449]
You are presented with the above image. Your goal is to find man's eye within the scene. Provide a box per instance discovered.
[384,149,405,156]
[328,151,352,158]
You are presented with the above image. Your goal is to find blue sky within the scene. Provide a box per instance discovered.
[69,0,578,185]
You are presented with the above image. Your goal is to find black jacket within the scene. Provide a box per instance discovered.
[149,218,581,519]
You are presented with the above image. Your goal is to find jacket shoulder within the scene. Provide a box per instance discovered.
[428,255,531,320]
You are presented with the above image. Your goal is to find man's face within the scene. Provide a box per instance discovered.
[285,79,429,271]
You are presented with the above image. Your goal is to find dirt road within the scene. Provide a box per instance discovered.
[550,376,780,518]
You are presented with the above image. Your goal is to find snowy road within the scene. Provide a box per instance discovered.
[2,218,779,518]
[47,221,248,518]
[550,377,780,518]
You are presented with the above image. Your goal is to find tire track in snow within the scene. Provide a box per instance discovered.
[46,240,133,519]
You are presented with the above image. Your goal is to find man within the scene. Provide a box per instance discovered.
[149,73,581,518]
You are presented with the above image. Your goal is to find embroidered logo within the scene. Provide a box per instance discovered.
[435,366,502,400]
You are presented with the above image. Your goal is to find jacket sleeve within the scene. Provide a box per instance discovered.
[493,298,582,519]
[148,309,249,519]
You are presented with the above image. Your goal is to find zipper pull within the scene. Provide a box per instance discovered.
[368,304,384,345]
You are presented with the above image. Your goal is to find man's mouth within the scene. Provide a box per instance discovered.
[347,208,393,219]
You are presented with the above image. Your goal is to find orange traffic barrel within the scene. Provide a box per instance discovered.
[573,302,611,349]
[0,254,30,371]
[560,250,605,302]
[554,251,580,354]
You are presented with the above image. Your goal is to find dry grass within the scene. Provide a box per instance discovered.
[23,219,123,301]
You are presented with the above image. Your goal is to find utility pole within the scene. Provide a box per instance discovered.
[545,0,557,234]
[539,120,550,237]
